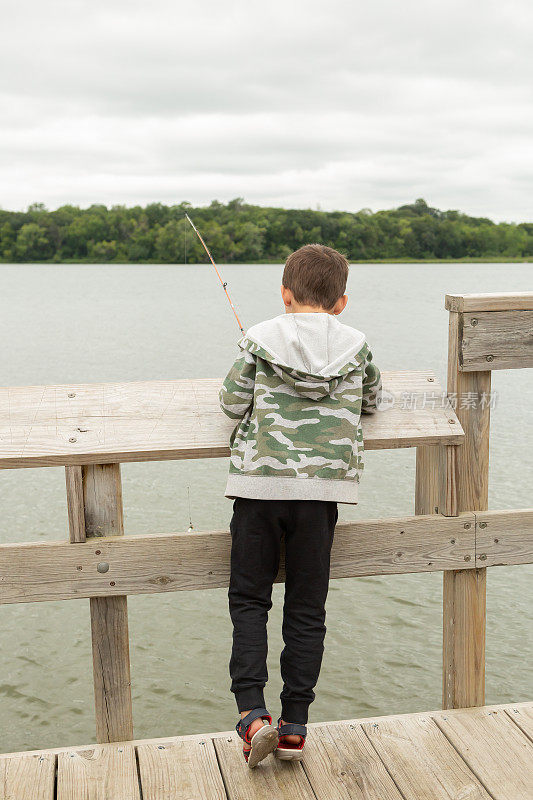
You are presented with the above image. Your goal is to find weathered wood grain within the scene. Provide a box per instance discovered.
[0,752,55,800]
[84,464,133,744]
[137,739,226,800]
[442,568,486,710]
[435,706,533,799]
[83,464,124,538]
[445,292,533,312]
[302,723,403,800]
[0,513,477,604]
[65,466,85,542]
[475,509,533,567]
[56,744,140,800]
[460,310,533,371]
[505,705,533,742]
[0,372,463,469]
[363,714,490,799]
[213,733,315,800]
[443,310,488,709]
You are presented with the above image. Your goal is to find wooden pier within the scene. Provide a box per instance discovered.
[1,292,532,798]
[2,702,533,799]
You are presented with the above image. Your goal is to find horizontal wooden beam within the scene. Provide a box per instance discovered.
[0,371,463,469]
[446,293,533,312]
[459,310,533,371]
[475,509,533,567]
[0,513,477,604]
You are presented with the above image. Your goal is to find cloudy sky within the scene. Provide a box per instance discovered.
[1,0,532,220]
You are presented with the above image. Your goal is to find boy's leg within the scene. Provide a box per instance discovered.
[280,500,338,725]
[228,497,286,713]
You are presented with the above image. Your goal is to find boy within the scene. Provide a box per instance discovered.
[219,244,382,768]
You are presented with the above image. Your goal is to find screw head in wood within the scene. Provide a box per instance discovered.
[449,419,456,424]
[69,437,77,443]
[68,392,76,398]
[479,522,487,528]
[464,555,471,561]
[427,377,434,382]
[479,553,487,560]
[464,523,471,529]
[471,318,478,326]
[486,355,494,362]
[97,562,109,573]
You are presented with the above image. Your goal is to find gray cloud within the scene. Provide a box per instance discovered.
[1,0,532,220]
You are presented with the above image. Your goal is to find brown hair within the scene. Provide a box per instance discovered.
[282,244,349,309]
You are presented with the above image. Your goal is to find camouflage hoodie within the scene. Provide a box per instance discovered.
[219,312,382,504]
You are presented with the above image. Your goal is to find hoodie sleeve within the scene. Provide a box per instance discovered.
[361,346,382,414]
[219,348,257,420]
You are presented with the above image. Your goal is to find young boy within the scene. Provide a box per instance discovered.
[219,244,382,768]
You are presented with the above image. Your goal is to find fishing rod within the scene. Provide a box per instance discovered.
[185,213,245,334]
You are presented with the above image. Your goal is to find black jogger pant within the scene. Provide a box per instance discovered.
[228,497,338,724]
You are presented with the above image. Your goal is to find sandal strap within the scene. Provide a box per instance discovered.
[277,720,307,738]
[236,707,272,742]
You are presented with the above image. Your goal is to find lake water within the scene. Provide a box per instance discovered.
[0,262,532,754]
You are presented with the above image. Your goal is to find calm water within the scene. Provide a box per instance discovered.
[0,262,532,754]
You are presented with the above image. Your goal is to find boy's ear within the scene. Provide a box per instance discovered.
[332,295,348,315]
[281,285,293,309]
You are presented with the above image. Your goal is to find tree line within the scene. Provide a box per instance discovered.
[1,198,532,263]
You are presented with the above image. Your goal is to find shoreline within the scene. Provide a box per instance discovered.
[1,257,532,266]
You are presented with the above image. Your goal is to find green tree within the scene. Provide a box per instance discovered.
[15,223,53,261]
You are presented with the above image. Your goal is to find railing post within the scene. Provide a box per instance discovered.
[66,462,134,742]
[442,307,490,709]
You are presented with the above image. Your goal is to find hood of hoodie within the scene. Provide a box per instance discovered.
[239,313,368,400]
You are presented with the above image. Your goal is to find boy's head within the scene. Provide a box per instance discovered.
[281,244,349,315]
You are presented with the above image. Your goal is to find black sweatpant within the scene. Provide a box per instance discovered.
[228,497,338,724]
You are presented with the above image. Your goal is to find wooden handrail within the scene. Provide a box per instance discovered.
[0,371,462,469]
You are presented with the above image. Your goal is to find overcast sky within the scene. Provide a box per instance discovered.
[1,0,532,220]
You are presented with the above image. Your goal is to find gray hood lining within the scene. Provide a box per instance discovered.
[245,313,367,378]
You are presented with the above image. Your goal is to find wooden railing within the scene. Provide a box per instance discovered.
[0,292,532,746]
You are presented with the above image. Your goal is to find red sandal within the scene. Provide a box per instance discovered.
[275,718,307,761]
[236,708,278,768]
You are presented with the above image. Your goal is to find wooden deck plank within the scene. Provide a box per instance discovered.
[0,753,55,800]
[505,705,533,742]
[302,723,403,799]
[56,744,140,800]
[213,733,315,799]
[137,738,226,800]
[434,706,533,800]
[363,715,490,799]
[0,372,463,469]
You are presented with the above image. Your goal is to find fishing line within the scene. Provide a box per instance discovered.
[185,213,245,333]
[187,485,194,532]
